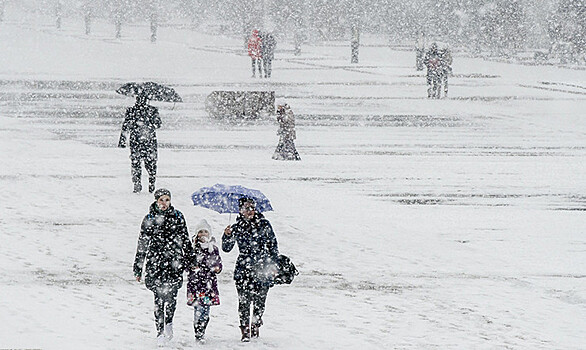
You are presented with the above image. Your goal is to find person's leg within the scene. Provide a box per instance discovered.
[426,74,433,98]
[144,149,157,193]
[194,305,211,340]
[236,279,252,341]
[250,282,269,338]
[236,280,252,327]
[130,151,142,192]
[163,287,178,326]
[251,58,256,77]
[266,59,272,78]
[432,74,440,99]
[443,74,449,97]
[153,291,165,337]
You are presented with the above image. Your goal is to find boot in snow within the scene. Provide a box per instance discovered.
[156,334,167,346]
[251,322,261,338]
[194,320,207,341]
[164,322,173,340]
[240,325,250,342]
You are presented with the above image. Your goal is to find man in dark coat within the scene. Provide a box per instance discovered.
[118,95,161,193]
[134,188,195,345]
[260,31,276,78]
[424,42,442,99]
[222,197,279,342]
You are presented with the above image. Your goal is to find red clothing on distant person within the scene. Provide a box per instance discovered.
[248,30,262,59]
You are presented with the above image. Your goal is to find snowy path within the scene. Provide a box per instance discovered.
[0,15,585,349]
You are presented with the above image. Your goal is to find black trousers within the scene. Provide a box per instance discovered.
[263,58,272,78]
[251,58,262,76]
[235,277,269,327]
[130,147,157,188]
[153,286,178,336]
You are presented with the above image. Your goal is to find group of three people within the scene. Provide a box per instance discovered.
[133,189,280,344]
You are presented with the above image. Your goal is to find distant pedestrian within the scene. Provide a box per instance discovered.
[439,47,453,98]
[222,197,280,342]
[187,219,222,344]
[424,42,442,99]
[118,95,161,193]
[248,30,263,78]
[260,31,276,78]
[272,104,301,161]
[133,189,195,346]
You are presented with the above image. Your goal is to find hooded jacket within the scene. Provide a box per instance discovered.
[133,202,195,291]
[186,219,223,306]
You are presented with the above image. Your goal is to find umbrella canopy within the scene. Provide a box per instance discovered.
[116,81,182,102]
[191,184,273,214]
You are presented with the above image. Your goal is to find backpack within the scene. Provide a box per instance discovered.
[273,254,299,285]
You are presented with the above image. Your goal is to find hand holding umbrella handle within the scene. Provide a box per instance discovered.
[224,225,233,236]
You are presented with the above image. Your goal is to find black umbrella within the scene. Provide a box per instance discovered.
[116,81,182,102]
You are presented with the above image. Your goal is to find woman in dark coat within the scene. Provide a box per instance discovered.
[222,197,279,342]
[133,188,195,345]
[272,104,301,161]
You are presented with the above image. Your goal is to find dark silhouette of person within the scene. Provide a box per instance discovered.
[222,197,279,342]
[272,104,301,161]
[261,32,276,78]
[118,95,161,193]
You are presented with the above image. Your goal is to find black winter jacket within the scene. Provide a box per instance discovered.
[222,213,279,285]
[133,203,195,291]
[119,104,161,152]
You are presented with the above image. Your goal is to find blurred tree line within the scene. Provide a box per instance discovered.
[4,0,585,60]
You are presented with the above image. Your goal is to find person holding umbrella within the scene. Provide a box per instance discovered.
[222,197,279,342]
[133,188,196,345]
[118,94,161,193]
[117,82,182,193]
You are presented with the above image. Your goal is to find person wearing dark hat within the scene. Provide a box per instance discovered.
[133,188,195,345]
[118,95,161,193]
[222,197,279,342]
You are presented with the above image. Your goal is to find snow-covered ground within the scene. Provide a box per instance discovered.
[0,11,585,350]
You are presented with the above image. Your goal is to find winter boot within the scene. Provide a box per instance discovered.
[194,321,206,341]
[133,183,142,193]
[251,317,262,338]
[251,323,260,338]
[156,334,167,347]
[239,325,250,342]
[164,322,173,340]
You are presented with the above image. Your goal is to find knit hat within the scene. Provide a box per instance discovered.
[194,219,212,235]
[154,188,171,200]
[192,219,213,244]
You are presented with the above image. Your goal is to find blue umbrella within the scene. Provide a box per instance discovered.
[191,184,273,214]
